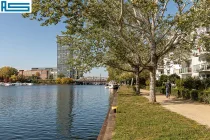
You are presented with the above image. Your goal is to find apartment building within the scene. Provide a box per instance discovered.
[156,27,210,79]
[57,35,83,79]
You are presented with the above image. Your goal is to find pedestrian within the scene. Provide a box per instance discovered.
[165,80,171,98]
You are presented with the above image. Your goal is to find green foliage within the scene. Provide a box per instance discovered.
[145,80,150,86]
[172,88,210,104]
[175,79,184,89]
[23,0,206,102]
[159,74,168,86]
[56,78,61,84]
[57,73,65,78]
[56,77,73,84]
[201,78,210,90]
[190,90,199,101]
[0,66,18,80]
[61,78,73,84]
[182,77,204,90]
[9,75,18,82]
[169,74,180,84]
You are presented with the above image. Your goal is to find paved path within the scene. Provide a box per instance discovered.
[141,89,210,128]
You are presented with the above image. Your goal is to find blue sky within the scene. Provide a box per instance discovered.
[0,14,107,77]
[0,3,178,78]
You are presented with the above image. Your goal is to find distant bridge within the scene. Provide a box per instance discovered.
[75,76,108,85]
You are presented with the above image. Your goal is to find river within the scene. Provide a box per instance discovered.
[0,85,113,140]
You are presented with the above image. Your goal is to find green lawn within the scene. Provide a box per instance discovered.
[113,86,210,140]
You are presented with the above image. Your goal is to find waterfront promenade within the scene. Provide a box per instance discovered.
[113,86,210,139]
[141,89,210,128]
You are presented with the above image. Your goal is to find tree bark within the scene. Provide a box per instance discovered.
[149,42,157,103]
[135,72,140,95]
[131,78,133,86]
[149,70,156,102]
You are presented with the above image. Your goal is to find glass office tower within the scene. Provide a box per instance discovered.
[57,36,83,79]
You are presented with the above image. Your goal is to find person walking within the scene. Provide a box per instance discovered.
[165,80,171,98]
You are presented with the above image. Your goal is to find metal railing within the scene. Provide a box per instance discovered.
[179,67,192,74]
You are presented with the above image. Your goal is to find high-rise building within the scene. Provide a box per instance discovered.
[57,36,83,79]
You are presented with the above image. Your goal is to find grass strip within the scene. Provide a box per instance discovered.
[113,86,210,140]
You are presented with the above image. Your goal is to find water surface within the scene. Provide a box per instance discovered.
[0,85,111,140]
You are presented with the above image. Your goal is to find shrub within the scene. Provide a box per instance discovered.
[56,78,61,84]
[156,80,161,87]
[182,89,191,99]
[61,78,73,84]
[175,79,184,88]
[146,80,150,86]
[200,91,210,104]
[169,74,180,84]
[190,90,199,101]
[202,78,210,90]
[182,77,204,90]
[183,77,194,90]
[171,88,181,98]
[159,75,168,86]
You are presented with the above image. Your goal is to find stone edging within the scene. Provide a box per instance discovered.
[97,89,118,140]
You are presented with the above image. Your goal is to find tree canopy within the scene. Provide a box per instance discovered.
[0,66,18,79]
[22,0,209,102]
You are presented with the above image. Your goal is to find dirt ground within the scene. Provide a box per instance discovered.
[141,89,210,128]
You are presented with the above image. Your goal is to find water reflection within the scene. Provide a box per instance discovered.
[0,85,110,140]
[56,85,74,139]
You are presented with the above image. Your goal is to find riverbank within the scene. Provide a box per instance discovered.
[112,86,210,139]
[97,89,118,140]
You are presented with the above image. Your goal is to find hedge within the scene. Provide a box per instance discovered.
[171,88,210,104]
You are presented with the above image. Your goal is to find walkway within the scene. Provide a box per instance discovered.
[141,89,210,128]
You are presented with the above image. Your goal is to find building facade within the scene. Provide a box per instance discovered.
[57,36,83,79]
[156,27,210,80]
[18,67,57,80]
[31,67,57,79]
[19,69,49,80]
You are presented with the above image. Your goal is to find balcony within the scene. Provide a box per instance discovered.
[179,67,192,74]
[193,63,210,73]
[199,64,210,71]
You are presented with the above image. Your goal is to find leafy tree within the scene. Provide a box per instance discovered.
[61,78,73,84]
[0,66,18,81]
[159,75,168,86]
[23,0,205,102]
[35,72,41,78]
[169,74,180,84]
[57,73,65,78]
[56,78,61,84]
[10,75,18,82]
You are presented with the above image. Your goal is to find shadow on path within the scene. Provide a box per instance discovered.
[141,89,210,128]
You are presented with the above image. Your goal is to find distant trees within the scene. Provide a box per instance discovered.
[22,0,208,102]
[56,77,73,84]
[57,73,65,78]
[0,66,18,82]
[35,72,41,78]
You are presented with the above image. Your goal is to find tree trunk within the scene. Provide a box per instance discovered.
[131,78,133,86]
[150,42,157,103]
[149,70,156,102]
[135,72,140,95]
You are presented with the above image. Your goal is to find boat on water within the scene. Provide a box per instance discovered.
[105,84,109,88]
[4,83,14,86]
[105,81,119,89]
[1,83,34,86]
[27,83,34,86]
